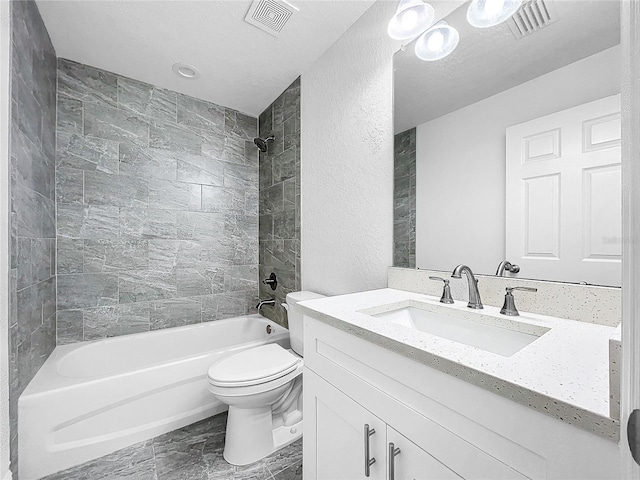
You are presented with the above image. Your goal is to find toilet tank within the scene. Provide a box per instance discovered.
[285,291,326,356]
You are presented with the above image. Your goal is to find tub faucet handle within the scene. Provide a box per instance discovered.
[500,287,537,316]
[263,273,277,291]
[429,276,454,304]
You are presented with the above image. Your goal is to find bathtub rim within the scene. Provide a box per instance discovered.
[22,314,288,397]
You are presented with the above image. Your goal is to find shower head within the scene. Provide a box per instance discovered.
[254,135,275,153]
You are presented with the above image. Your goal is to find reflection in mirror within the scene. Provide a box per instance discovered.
[393,0,621,286]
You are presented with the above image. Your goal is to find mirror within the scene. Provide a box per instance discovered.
[393,0,622,286]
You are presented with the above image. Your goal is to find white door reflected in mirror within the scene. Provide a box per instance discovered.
[506,95,621,286]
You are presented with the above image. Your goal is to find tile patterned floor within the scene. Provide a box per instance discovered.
[41,412,302,480]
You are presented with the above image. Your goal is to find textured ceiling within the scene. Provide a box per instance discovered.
[394,0,621,132]
[36,0,375,116]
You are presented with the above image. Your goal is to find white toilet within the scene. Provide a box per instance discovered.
[207,291,325,466]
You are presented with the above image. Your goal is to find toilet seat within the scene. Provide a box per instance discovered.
[208,344,302,388]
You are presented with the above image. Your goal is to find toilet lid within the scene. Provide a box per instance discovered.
[208,344,300,387]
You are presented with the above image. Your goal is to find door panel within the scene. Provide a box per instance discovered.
[583,164,622,259]
[523,174,560,258]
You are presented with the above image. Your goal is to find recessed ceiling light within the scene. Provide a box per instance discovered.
[172,63,201,80]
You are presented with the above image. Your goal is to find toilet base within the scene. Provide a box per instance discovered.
[272,417,303,455]
[223,405,303,466]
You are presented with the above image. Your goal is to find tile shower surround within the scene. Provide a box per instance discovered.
[8,1,58,476]
[258,78,301,327]
[393,128,416,268]
[55,58,261,343]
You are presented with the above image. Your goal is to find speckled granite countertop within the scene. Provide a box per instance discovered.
[299,288,620,441]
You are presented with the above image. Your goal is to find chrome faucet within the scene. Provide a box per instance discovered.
[495,260,520,276]
[256,299,276,310]
[451,264,483,309]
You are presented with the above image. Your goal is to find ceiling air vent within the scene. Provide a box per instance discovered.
[244,0,298,37]
[507,0,558,39]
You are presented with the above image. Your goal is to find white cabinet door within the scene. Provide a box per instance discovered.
[387,426,462,480]
[304,368,386,480]
[506,94,621,285]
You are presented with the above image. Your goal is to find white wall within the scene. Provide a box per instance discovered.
[0,0,11,477]
[416,45,621,275]
[299,0,464,296]
[300,1,398,296]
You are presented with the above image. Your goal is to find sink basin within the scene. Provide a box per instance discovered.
[370,304,549,357]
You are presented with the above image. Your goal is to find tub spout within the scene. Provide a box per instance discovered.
[256,299,276,310]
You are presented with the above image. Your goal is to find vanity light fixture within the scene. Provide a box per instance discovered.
[415,21,459,61]
[467,0,524,28]
[387,0,436,40]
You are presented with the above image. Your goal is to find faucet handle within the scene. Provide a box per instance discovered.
[429,276,454,304]
[262,272,277,291]
[501,286,537,316]
[429,276,447,283]
[506,286,537,293]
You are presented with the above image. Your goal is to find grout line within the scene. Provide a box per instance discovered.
[265,463,276,479]
[151,439,158,476]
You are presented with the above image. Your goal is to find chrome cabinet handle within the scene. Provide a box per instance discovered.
[388,442,401,480]
[364,424,376,477]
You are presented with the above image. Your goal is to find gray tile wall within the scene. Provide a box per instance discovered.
[55,58,260,343]
[394,128,416,268]
[8,1,58,476]
[258,78,301,327]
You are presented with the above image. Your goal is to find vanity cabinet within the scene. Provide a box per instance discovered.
[306,368,481,479]
[302,315,621,480]
[305,368,525,480]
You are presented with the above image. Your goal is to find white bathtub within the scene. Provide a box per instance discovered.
[18,315,289,480]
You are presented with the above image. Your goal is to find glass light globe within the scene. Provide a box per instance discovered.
[400,9,419,30]
[388,0,436,40]
[467,0,523,28]
[415,21,459,61]
[427,29,444,51]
